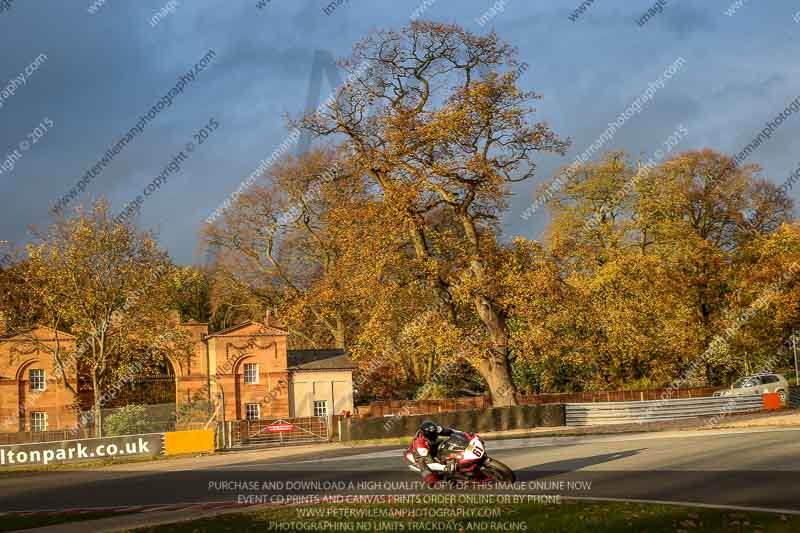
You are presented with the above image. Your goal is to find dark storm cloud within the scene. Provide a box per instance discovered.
[0,0,798,261]
[658,3,716,37]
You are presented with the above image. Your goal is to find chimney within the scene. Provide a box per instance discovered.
[263,309,271,327]
[0,311,6,336]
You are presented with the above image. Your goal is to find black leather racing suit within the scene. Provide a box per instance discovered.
[412,425,455,485]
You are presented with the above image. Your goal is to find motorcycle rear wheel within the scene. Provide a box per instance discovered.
[480,458,516,483]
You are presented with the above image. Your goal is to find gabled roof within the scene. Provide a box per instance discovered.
[204,320,288,338]
[0,324,76,342]
[288,349,358,371]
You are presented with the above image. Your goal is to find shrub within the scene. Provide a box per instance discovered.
[104,404,152,436]
[415,383,449,400]
[177,390,213,425]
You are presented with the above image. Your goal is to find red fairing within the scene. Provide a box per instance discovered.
[423,471,439,486]
[445,451,464,462]
[412,434,430,452]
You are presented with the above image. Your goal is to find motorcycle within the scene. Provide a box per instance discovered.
[404,430,515,483]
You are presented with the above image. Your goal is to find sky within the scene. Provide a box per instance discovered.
[1,0,799,264]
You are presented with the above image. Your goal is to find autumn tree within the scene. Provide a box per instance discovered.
[719,223,800,380]
[639,150,792,381]
[207,147,414,349]
[22,200,193,436]
[543,149,795,388]
[206,145,447,396]
[0,260,41,331]
[541,153,698,388]
[299,21,568,405]
[498,238,591,391]
[173,263,254,332]
[544,152,636,271]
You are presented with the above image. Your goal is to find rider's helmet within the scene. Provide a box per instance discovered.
[418,420,441,443]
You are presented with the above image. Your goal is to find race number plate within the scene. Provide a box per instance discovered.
[466,440,484,458]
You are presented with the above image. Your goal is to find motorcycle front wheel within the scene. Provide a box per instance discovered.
[480,458,516,483]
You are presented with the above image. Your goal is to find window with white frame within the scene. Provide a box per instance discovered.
[31,411,47,432]
[243,363,259,384]
[245,403,260,421]
[29,369,45,392]
[313,400,328,417]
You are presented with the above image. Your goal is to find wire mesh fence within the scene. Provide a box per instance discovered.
[0,428,94,446]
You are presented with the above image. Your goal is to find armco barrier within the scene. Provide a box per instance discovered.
[565,394,763,426]
[340,404,564,441]
[789,386,800,408]
[163,429,215,455]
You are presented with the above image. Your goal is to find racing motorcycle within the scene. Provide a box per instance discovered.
[404,430,515,483]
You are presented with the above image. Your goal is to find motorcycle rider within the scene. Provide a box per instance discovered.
[411,420,459,486]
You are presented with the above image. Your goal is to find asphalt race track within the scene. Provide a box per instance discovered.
[2,427,800,513]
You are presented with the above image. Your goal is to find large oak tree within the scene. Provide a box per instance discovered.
[299,21,568,405]
[21,200,192,436]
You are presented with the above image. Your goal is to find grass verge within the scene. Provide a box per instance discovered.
[129,499,797,532]
[0,510,138,532]
[0,454,158,474]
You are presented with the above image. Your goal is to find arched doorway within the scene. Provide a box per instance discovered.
[232,355,257,422]
[15,358,42,432]
[108,359,177,408]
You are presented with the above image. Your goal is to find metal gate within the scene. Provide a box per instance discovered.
[227,416,329,448]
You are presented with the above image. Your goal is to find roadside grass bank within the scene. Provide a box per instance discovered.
[0,510,139,532]
[715,409,800,429]
[130,500,797,532]
[0,454,157,474]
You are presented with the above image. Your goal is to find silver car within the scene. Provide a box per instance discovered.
[713,373,789,404]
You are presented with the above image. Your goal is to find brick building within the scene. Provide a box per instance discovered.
[0,314,356,433]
